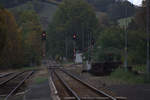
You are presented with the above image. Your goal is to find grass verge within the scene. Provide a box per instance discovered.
[62,61,74,66]
[34,77,48,84]
[132,65,146,73]
[19,66,38,70]
[109,68,150,84]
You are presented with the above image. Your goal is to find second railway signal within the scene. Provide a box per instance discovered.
[41,31,46,40]
[73,33,77,40]
[73,33,77,59]
[91,38,95,46]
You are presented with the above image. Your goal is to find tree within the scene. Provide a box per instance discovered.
[17,10,42,65]
[135,0,150,30]
[47,0,98,58]
[127,29,147,64]
[97,12,110,28]
[0,8,23,68]
[126,0,150,64]
[93,26,124,62]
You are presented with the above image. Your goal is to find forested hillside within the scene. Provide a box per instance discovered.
[46,0,149,65]
[0,0,136,27]
[9,1,57,29]
[50,0,136,20]
[0,0,146,69]
[0,0,32,8]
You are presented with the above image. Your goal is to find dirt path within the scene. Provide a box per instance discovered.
[109,84,150,100]
[24,65,52,100]
[24,80,51,100]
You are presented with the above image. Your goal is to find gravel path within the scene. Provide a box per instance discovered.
[24,80,51,100]
[109,84,150,100]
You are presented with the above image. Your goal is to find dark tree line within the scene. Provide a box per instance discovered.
[0,6,42,69]
[93,0,150,65]
[47,0,98,59]
[0,0,31,8]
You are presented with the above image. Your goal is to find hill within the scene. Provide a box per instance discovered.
[9,1,58,29]
[0,0,32,8]
[0,0,59,8]
[1,0,137,29]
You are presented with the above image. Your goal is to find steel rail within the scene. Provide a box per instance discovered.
[53,70,81,100]
[4,71,34,100]
[60,68,117,100]
[0,72,13,78]
[0,71,26,86]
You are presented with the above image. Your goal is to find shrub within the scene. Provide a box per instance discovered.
[110,68,149,84]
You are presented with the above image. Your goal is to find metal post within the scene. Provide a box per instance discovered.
[89,32,92,62]
[146,0,150,78]
[41,31,46,59]
[73,37,76,61]
[124,3,128,71]
[89,32,90,62]
[82,26,84,51]
[42,41,46,57]
[42,40,46,62]
[65,36,68,58]
[88,32,90,61]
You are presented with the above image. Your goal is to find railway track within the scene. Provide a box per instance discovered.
[49,66,126,100]
[0,72,13,78]
[0,71,26,86]
[0,70,34,100]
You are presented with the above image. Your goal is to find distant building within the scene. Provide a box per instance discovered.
[75,53,83,64]
[83,60,91,71]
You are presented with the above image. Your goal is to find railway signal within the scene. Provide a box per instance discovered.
[73,33,77,40]
[41,31,46,40]
[73,33,77,58]
[91,38,95,46]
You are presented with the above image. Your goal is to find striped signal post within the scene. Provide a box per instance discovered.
[73,33,77,60]
[41,31,46,59]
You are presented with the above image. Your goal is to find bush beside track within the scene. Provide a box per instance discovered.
[109,68,150,84]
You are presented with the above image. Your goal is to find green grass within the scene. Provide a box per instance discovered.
[0,97,5,100]
[34,77,48,84]
[132,65,146,73]
[109,68,149,84]
[19,66,38,70]
[61,61,74,65]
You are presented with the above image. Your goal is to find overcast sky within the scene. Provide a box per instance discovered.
[128,0,143,6]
